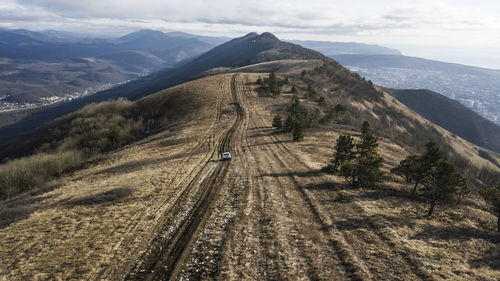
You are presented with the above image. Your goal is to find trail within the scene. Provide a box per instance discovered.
[125,74,243,280]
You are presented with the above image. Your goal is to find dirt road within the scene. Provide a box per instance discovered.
[128,74,360,280]
[124,74,244,280]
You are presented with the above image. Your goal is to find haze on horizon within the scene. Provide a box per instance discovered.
[1,0,500,69]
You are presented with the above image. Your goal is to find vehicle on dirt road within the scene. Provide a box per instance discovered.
[222,152,231,160]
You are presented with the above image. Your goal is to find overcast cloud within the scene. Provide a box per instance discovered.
[1,0,500,68]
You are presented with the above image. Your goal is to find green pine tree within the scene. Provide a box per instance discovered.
[411,142,441,194]
[421,159,461,217]
[391,155,420,183]
[352,122,384,187]
[335,122,384,188]
[326,135,355,173]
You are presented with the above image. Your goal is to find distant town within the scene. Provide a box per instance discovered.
[0,81,129,113]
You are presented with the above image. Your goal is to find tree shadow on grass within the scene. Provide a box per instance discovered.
[469,246,500,270]
[0,182,61,228]
[247,130,284,138]
[248,139,292,147]
[261,170,322,178]
[329,213,416,234]
[74,153,186,180]
[63,187,134,207]
[303,180,426,203]
[248,126,274,131]
[411,224,500,243]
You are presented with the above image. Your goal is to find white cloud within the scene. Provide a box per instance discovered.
[4,0,499,39]
[1,0,500,67]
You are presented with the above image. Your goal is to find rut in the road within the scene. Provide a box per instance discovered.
[125,74,243,281]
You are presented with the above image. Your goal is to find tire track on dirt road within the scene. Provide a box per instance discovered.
[98,78,229,279]
[218,75,346,280]
[125,74,243,281]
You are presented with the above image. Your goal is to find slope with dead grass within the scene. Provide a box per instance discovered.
[216,73,499,280]
[0,74,236,280]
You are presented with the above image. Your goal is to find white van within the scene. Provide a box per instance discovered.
[222,152,231,160]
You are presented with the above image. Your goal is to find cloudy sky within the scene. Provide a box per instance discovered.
[1,0,500,68]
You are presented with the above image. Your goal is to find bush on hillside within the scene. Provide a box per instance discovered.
[0,151,84,200]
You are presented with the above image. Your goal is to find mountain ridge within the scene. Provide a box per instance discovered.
[291,40,402,56]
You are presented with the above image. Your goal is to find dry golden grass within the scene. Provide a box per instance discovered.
[218,72,499,280]
[0,66,499,280]
[0,74,235,280]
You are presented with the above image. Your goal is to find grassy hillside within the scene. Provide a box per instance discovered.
[0,70,498,280]
[2,56,499,199]
[0,78,220,199]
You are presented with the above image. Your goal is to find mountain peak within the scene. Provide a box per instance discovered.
[260,32,279,40]
[242,32,258,39]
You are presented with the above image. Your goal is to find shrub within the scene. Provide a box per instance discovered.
[0,97,171,199]
[334,192,347,202]
[0,151,84,200]
[317,96,326,107]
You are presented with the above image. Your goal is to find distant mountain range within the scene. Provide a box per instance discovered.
[0,28,227,60]
[1,28,407,107]
[386,88,500,153]
[0,29,230,106]
[328,54,500,125]
[289,40,402,56]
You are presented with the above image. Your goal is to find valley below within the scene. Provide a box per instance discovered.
[1,72,498,280]
[0,56,160,112]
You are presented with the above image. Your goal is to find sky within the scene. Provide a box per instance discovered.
[1,0,500,69]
